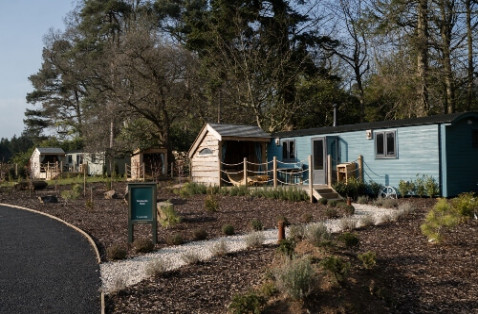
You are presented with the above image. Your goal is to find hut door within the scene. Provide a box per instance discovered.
[312,137,326,185]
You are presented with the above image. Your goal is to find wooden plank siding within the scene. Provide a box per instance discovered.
[190,131,220,185]
[443,118,478,197]
[269,124,442,192]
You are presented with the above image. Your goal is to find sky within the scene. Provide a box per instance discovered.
[0,0,76,139]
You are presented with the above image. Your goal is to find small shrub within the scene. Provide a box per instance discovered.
[245,232,265,248]
[358,215,375,228]
[318,197,328,205]
[381,198,398,208]
[366,181,383,198]
[301,213,313,224]
[133,238,154,253]
[357,195,369,204]
[420,198,460,243]
[288,224,306,242]
[339,217,356,231]
[181,251,202,264]
[222,224,235,236]
[425,175,439,198]
[179,182,207,197]
[158,201,182,228]
[228,291,266,314]
[274,256,317,300]
[145,259,167,277]
[206,185,220,195]
[259,282,278,297]
[344,205,355,216]
[415,174,426,197]
[328,200,338,207]
[375,214,393,225]
[325,207,339,219]
[320,256,351,284]
[358,251,377,270]
[209,240,228,257]
[193,228,208,241]
[167,234,184,246]
[451,192,477,218]
[398,202,416,215]
[339,232,360,249]
[204,194,219,212]
[277,238,295,258]
[305,223,331,247]
[85,199,94,210]
[249,218,264,231]
[106,244,127,261]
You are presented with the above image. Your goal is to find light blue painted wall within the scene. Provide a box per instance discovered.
[444,118,478,196]
[269,124,441,191]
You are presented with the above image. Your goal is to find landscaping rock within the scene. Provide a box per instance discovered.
[38,195,58,204]
[104,190,119,199]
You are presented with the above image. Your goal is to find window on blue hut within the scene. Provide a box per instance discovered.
[375,130,397,158]
[282,140,295,161]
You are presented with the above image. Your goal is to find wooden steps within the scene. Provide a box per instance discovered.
[309,185,343,201]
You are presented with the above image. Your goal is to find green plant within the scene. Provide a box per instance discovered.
[358,251,377,270]
[193,228,208,241]
[398,180,415,197]
[420,199,460,243]
[228,290,266,314]
[381,198,398,208]
[249,218,264,231]
[325,207,339,219]
[344,205,355,216]
[358,215,375,228]
[167,234,184,246]
[273,256,317,300]
[222,224,235,235]
[451,192,477,218]
[259,282,278,297]
[318,197,328,205]
[301,213,313,224]
[425,175,439,197]
[339,232,360,249]
[209,240,228,257]
[328,200,338,207]
[288,224,306,242]
[415,174,426,197]
[146,259,167,277]
[339,217,356,231]
[158,201,182,228]
[106,244,127,261]
[179,182,207,197]
[320,256,351,284]
[305,223,331,247]
[357,195,369,204]
[367,181,383,198]
[133,238,155,253]
[277,239,296,258]
[204,194,219,212]
[245,232,265,248]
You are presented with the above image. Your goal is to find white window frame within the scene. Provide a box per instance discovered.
[375,130,397,159]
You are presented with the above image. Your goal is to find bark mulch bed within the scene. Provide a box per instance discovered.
[1,182,477,313]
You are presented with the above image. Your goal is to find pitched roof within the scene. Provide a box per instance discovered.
[36,147,65,155]
[274,112,478,138]
[208,123,271,139]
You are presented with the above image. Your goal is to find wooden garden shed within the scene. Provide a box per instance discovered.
[189,123,271,186]
[29,147,65,180]
[128,148,168,181]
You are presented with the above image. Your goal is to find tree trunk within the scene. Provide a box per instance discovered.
[416,0,429,117]
[439,0,455,114]
[466,0,474,111]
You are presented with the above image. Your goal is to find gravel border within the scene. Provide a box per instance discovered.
[100,203,395,294]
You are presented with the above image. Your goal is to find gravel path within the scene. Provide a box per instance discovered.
[100,203,395,294]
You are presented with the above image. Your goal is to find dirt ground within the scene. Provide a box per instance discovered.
[1,181,477,313]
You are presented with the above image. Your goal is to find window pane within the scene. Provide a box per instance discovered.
[386,132,395,156]
[289,141,295,159]
[282,142,288,159]
[376,133,384,155]
[313,140,324,170]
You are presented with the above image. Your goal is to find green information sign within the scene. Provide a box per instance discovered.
[128,183,157,244]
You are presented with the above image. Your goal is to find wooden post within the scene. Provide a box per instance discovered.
[142,163,145,181]
[218,144,222,187]
[308,155,313,203]
[358,155,363,182]
[15,163,18,178]
[273,156,277,188]
[60,161,63,174]
[243,157,247,186]
[327,154,332,187]
[278,220,285,243]
[83,162,87,197]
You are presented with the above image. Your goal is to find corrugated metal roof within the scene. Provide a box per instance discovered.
[208,123,271,139]
[36,147,65,155]
[274,112,478,138]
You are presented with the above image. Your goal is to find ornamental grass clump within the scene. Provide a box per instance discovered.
[358,251,377,270]
[273,256,317,300]
[339,232,360,249]
[420,198,460,243]
[209,240,228,257]
[222,224,235,235]
[106,244,127,261]
[320,255,351,285]
[228,290,266,314]
[204,194,219,212]
[245,232,265,248]
[249,218,264,231]
[145,259,167,277]
[133,238,155,253]
[305,223,331,247]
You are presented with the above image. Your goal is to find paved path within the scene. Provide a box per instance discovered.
[0,205,101,314]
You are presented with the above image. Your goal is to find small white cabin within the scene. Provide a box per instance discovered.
[29,147,65,180]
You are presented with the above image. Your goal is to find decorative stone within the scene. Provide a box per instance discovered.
[104,190,118,199]
[38,195,58,204]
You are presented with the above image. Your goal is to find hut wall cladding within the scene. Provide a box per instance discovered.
[191,131,220,185]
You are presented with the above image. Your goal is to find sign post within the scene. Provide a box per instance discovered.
[128,182,157,244]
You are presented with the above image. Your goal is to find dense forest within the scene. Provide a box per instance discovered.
[2,0,478,164]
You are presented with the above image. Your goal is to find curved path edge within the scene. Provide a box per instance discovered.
[0,202,105,314]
